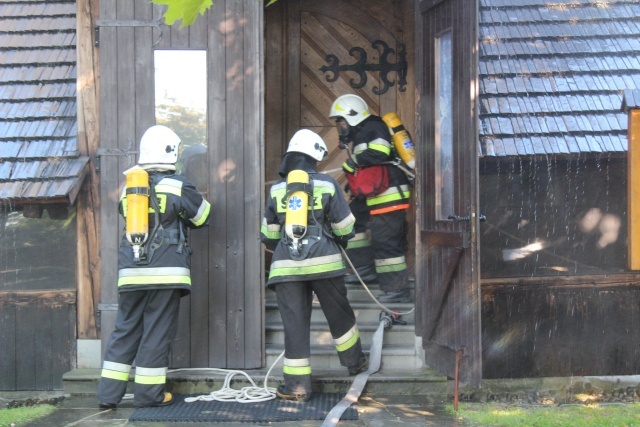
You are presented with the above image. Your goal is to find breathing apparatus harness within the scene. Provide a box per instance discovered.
[124,172,188,265]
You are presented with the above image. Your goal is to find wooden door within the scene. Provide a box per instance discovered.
[415,0,481,386]
[98,0,264,370]
[265,0,416,269]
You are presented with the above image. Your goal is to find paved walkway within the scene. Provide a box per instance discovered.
[19,394,464,426]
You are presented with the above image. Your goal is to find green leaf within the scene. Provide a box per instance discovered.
[151,0,213,27]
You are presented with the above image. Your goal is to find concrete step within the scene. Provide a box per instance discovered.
[266,321,416,347]
[63,366,447,398]
[266,344,424,371]
[265,301,416,324]
[265,280,416,303]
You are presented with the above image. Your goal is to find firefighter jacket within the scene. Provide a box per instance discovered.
[261,154,356,287]
[345,116,411,213]
[117,171,211,296]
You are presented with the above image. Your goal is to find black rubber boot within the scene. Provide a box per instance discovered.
[344,266,377,284]
[98,402,117,410]
[348,354,369,375]
[276,384,312,402]
[377,289,411,303]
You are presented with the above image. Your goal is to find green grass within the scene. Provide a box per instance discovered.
[0,405,56,427]
[448,402,640,427]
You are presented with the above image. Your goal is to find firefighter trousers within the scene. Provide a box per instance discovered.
[97,289,181,407]
[274,277,364,396]
[346,201,409,293]
[369,209,409,292]
[345,198,373,272]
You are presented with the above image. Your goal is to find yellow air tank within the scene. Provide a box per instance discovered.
[124,165,150,262]
[285,170,310,257]
[382,112,416,169]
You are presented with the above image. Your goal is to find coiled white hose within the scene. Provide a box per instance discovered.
[168,351,284,403]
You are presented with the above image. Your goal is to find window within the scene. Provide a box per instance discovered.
[480,157,628,278]
[154,50,208,192]
[0,208,77,291]
[435,31,454,221]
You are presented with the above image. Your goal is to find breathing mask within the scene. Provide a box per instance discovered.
[336,118,352,149]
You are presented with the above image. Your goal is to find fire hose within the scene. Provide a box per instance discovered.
[171,246,412,426]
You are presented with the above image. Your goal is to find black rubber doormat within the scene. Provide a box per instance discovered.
[129,393,358,423]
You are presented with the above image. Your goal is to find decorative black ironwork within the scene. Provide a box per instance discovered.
[320,40,407,95]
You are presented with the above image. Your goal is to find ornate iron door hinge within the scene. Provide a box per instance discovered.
[95,138,138,173]
[320,40,408,95]
[94,19,164,47]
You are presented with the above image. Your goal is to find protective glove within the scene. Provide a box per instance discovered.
[342,157,357,174]
[334,236,349,249]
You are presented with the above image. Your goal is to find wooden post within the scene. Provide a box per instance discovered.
[76,0,101,339]
[628,109,640,270]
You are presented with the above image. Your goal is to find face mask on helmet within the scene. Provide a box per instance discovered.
[336,118,352,148]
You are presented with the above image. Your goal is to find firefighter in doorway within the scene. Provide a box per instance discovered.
[329,94,412,304]
[97,125,211,409]
[261,129,368,402]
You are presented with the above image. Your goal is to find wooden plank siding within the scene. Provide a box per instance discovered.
[0,291,76,390]
[481,276,640,378]
[98,0,264,369]
[97,0,121,360]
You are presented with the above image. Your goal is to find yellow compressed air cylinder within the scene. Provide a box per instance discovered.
[382,112,416,169]
[285,170,310,246]
[124,165,150,261]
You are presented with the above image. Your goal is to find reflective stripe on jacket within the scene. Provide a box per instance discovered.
[261,171,355,286]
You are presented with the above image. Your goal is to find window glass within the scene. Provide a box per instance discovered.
[435,31,454,221]
[0,207,77,291]
[154,50,208,193]
[480,157,627,278]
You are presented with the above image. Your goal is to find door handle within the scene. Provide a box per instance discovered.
[448,214,486,222]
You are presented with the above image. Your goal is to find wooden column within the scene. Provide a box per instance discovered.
[76,0,101,339]
[627,109,640,270]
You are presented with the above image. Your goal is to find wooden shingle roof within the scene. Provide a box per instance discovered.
[0,0,88,206]
[479,0,640,157]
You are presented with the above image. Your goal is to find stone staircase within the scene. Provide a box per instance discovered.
[64,279,447,399]
[265,279,422,371]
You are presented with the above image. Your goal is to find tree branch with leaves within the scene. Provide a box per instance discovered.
[151,0,279,27]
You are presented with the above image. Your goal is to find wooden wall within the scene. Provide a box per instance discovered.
[0,291,76,390]
[482,277,640,378]
[98,0,263,369]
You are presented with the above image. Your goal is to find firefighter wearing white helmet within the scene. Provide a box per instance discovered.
[329,94,412,304]
[138,124,181,167]
[261,129,367,402]
[98,125,211,409]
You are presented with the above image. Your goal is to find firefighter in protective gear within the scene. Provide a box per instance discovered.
[329,94,412,304]
[97,125,211,409]
[261,129,368,401]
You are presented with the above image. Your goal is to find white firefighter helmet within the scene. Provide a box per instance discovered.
[138,125,181,165]
[329,94,370,126]
[286,129,328,161]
